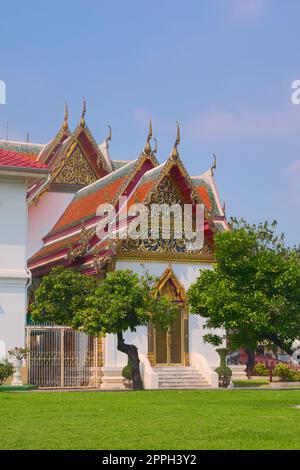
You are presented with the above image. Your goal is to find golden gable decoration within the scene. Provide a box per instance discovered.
[116,176,214,259]
[54,144,98,186]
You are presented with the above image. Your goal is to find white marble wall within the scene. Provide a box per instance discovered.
[0,176,29,352]
[28,191,74,258]
[103,260,220,369]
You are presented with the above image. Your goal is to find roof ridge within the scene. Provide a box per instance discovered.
[75,158,138,199]
[0,139,44,147]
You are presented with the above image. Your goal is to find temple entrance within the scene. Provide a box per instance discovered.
[148,267,189,367]
[155,308,183,365]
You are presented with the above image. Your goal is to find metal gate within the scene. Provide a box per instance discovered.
[26,327,102,388]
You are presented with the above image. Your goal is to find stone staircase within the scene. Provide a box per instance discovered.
[155,366,211,389]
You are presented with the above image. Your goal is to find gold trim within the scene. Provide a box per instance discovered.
[116,250,215,264]
[80,97,86,128]
[152,266,188,366]
[170,121,180,160]
[143,119,153,156]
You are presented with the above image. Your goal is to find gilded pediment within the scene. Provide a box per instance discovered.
[53,144,98,186]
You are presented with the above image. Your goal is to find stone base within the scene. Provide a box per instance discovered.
[269,381,300,388]
[101,367,125,390]
[4,366,28,385]
[230,365,247,380]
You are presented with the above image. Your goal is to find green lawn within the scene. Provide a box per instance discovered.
[233,379,269,387]
[1,389,300,450]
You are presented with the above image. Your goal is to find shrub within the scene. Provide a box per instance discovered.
[0,359,14,385]
[274,363,295,382]
[122,358,132,381]
[254,363,269,376]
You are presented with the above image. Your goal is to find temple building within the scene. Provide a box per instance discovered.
[0,102,231,389]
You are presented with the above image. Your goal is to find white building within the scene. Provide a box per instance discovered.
[0,106,231,389]
[0,148,50,356]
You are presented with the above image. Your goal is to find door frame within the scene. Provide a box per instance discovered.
[147,267,189,367]
[153,304,185,366]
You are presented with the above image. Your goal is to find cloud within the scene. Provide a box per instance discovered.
[286,160,300,182]
[217,0,269,21]
[231,0,268,19]
[186,106,300,140]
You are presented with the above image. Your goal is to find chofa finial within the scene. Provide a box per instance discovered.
[80,97,86,128]
[211,153,217,175]
[222,201,226,215]
[106,124,112,147]
[63,102,69,132]
[171,121,180,159]
[153,137,157,155]
[143,119,153,155]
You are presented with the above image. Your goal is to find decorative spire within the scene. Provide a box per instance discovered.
[63,102,69,132]
[211,153,217,175]
[171,121,180,159]
[222,201,226,215]
[80,97,86,128]
[153,137,158,155]
[143,119,153,155]
[106,124,112,147]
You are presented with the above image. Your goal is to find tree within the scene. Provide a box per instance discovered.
[31,267,177,390]
[188,219,300,373]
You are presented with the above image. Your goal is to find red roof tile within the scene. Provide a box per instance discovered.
[0,148,48,170]
[28,232,82,265]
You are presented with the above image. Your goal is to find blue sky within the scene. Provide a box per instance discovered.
[0,0,299,245]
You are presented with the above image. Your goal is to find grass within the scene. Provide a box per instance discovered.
[233,379,269,387]
[0,385,37,392]
[1,389,300,450]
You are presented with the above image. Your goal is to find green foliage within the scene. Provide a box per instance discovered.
[254,363,269,376]
[122,358,132,380]
[72,269,178,337]
[274,364,300,382]
[0,359,14,385]
[215,348,232,387]
[202,334,223,347]
[188,219,300,356]
[31,267,178,337]
[31,266,96,327]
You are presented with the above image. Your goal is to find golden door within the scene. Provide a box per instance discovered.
[155,308,183,365]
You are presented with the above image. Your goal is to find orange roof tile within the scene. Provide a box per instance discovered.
[48,175,126,236]
[196,185,212,210]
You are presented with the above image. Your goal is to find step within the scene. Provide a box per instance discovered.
[154,366,198,372]
[159,378,209,383]
[158,376,207,381]
[154,366,211,390]
[158,373,205,378]
[159,385,211,389]
[159,383,209,388]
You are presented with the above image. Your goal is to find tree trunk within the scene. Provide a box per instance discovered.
[265,335,293,356]
[246,348,255,377]
[117,332,143,390]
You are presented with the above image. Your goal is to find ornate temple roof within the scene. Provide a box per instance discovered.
[0,140,45,157]
[3,111,227,274]
[0,148,48,171]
